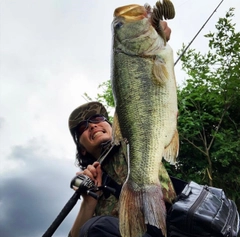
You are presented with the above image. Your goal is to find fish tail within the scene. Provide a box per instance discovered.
[143,185,167,236]
[119,180,167,237]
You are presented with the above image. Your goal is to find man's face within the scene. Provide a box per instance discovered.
[79,120,112,156]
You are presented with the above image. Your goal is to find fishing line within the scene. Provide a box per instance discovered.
[175,0,192,9]
[174,0,224,66]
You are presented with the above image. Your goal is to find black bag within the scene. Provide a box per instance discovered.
[168,178,240,237]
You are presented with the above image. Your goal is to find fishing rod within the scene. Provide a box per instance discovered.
[41,176,99,237]
[174,0,224,66]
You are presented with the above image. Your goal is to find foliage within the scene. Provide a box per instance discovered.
[97,81,115,122]
[97,80,115,108]
[168,8,240,206]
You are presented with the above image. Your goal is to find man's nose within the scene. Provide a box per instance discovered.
[88,122,97,129]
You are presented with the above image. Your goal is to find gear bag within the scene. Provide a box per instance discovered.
[168,177,240,237]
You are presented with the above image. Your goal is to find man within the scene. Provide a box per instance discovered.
[68,102,176,237]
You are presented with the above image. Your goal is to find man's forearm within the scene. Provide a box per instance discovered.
[70,198,97,237]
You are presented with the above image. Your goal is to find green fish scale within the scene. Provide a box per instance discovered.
[113,52,166,187]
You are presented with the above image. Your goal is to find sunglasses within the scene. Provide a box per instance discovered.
[76,114,107,138]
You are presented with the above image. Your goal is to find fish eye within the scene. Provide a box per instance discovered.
[115,21,123,29]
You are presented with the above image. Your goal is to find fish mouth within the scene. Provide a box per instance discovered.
[114,4,147,21]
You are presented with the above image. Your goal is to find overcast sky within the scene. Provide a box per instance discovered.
[0,0,239,236]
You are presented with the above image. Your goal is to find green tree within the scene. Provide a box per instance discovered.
[168,8,240,205]
[90,8,240,207]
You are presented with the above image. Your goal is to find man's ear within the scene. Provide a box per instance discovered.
[80,146,86,156]
[77,143,87,156]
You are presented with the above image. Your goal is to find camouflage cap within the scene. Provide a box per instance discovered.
[68,101,109,144]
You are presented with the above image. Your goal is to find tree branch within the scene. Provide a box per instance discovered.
[182,136,208,156]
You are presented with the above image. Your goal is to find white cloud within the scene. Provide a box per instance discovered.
[0,137,79,237]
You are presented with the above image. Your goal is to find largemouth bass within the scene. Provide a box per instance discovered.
[111,1,178,237]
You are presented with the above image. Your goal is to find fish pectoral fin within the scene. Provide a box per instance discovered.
[153,56,168,85]
[163,129,179,164]
[112,111,123,145]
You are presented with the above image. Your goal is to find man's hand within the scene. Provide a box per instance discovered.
[76,161,102,187]
[70,163,102,237]
[160,21,172,41]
